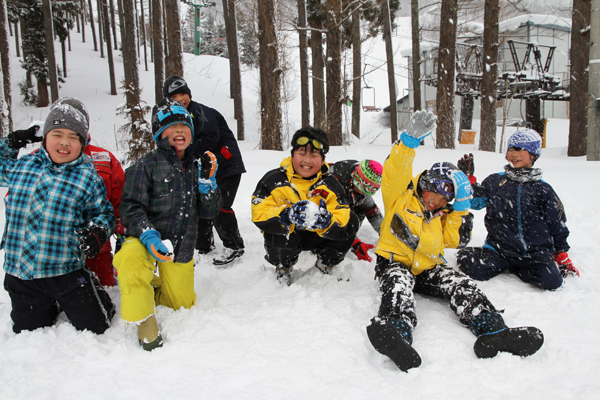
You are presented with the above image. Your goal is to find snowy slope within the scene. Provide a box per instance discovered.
[1,17,599,400]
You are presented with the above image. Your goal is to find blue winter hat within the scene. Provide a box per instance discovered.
[151,98,194,141]
[506,128,542,157]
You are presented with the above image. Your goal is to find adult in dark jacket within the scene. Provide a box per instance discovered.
[456,129,574,290]
[329,159,383,262]
[163,75,246,266]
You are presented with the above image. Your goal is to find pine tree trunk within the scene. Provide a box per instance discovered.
[102,0,117,95]
[80,0,85,43]
[223,0,244,140]
[411,0,421,111]
[310,17,325,129]
[140,0,148,71]
[325,0,342,145]
[109,0,118,50]
[164,0,183,77]
[298,0,310,129]
[151,0,164,104]
[42,0,59,105]
[435,0,458,149]
[13,21,20,58]
[121,0,140,107]
[380,0,397,143]
[479,0,499,152]
[568,0,590,156]
[351,6,361,138]
[257,0,282,150]
[88,0,98,51]
[97,0,105,58]
[0,0,12,132]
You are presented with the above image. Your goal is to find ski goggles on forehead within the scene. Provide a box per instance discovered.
[157,105,189,122]
[425,175,454,197]
[295,136,323,150]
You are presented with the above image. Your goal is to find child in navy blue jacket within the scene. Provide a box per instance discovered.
[1,104,115,334]
[457,129,575,290]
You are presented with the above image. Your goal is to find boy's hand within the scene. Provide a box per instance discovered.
[8,125,43,149]
[76,226,108,258]
[114,218,126,235]
[450,170,473,211]
[457,153,476,183]
[281,200,309,229]
[198,151,218,194]
[307,199,332,230]
[351,238,376,262]
[555,252,579,278]
[140,230,174,262]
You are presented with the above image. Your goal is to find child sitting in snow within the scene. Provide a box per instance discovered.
[367,111,544,372]
[456,129,575,290]
[251,127,360,285]
[114,98,221,351]
[329,159,384,262]
[1,103,115,334]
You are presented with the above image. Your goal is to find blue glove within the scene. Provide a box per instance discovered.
[450,170,473,211]
[198,151,218,194]
[400,110,437,148]
[308,199,332,230]
[139,230,174,262]
[280,200,309,229]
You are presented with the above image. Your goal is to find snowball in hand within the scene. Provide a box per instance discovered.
[303,201,322,230]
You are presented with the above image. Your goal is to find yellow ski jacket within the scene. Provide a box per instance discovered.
[375,142,473,275]
[251,156,357,240]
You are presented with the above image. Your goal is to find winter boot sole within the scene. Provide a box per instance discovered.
[139,333,163,352]
[474,327,544,359]
[213,249,245,266]
[367,320,421,372]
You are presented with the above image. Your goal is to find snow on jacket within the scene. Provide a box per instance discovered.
[251,156,359,240]
[329,159,383,234]
[375,141,473,275]
[120,138,221,263]
[186,100,246,180]
[85,144,124,218]
[470,169,569,258]
[0,137,115,280]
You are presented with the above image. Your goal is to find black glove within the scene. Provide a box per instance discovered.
[8,125,43,149]
[76,226,108,258]
[199,151,217,179]
[457,153,474,176]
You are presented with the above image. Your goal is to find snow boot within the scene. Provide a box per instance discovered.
[314,259,333,275]
[138,314,163,352]
[276,265,293,286]
[213,248,244,266]
[367,316,421,372]
[470,312,544,359]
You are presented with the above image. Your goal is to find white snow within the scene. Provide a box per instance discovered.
[1,17,599,400]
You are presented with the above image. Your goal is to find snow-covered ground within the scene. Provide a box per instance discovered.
[1,17,599,400]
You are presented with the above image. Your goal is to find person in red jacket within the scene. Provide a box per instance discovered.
[52,98,125,287]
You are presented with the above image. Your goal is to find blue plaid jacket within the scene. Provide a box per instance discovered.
[0,138,115,280]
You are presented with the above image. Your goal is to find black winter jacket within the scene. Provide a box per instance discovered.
[471,169,569,258]
[187,100,246,180]
[120,138,221,263]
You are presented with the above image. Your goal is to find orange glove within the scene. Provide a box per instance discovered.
[352,238,376,262]
[555,252,579,277]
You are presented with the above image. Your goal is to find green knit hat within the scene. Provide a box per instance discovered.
[352,159,383,195]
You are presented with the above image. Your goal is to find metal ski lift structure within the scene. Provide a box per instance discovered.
[420,39,569,135]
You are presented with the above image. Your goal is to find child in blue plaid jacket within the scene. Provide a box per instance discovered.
[1,103,116,334]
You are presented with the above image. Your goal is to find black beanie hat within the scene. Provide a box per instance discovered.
[290,126,330,156]
[151,98,194,141]
[163,75,192,99]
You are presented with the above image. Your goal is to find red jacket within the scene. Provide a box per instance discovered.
[85,144,124,218]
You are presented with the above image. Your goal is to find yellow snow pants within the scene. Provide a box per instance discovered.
[114,237,196,323]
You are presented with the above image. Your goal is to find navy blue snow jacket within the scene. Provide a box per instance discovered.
[186,100,246,180]
[470,167,569,259]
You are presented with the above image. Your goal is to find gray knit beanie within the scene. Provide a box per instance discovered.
[43,103,89,142]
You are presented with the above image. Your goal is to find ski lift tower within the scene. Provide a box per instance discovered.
[183,1,216,55]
